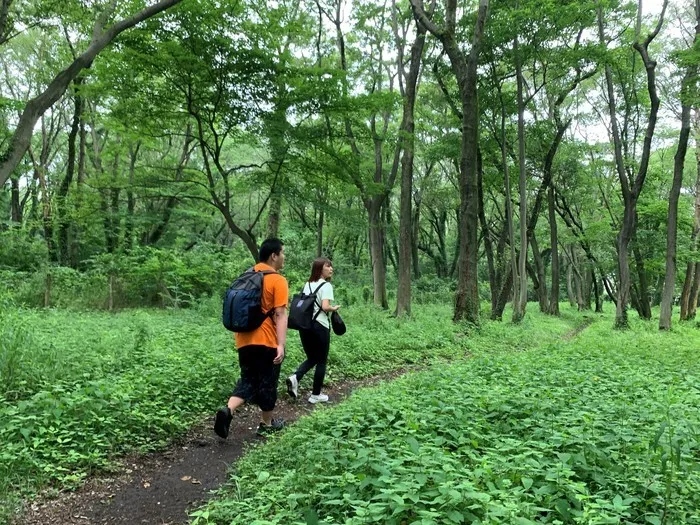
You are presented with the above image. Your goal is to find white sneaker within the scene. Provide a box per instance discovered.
[286,375,298,399]
[308,393,329,404]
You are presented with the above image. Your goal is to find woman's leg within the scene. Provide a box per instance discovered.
[311,323,330,395]
[295,328,321,381]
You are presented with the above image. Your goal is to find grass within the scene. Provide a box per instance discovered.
[2,298,564,520]
[191,311,700,525]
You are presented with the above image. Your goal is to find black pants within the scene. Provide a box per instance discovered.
[294,321,330,395]
[231,345,280,411]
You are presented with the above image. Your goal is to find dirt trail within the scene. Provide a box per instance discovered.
[15,373,402,525]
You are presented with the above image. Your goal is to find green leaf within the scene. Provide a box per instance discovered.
[257,471,270,482]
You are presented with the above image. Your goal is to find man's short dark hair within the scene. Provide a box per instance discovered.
[259,238,284,263]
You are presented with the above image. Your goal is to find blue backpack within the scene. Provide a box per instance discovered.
[222,268,276,332]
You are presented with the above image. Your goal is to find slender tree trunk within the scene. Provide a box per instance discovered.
[592,268,604,313]
[566,262,576,307]
[548,185,560,315]
[531,233,548,312]
[124,142,140,252]
[499,90,519,320]
[316,207,324,258]
[633,244,652,319]
[689,261,700,319]
[394,7,427,317]
[58,78,83,265]
[681,110,700,320]
[492,261,514,320]
[10,174,21,223]
[29,144,56,262]
[0,0,14,46]
[512,31,528,323]
[368,199,388,308]
[412,197,421,278]
[265,102,289,238]
[583,268,594,310]
[478,149,498,311]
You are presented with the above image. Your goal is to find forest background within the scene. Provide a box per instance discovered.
[0,0,698,330]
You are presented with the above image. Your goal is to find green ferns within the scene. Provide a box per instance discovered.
[193,317,700,524]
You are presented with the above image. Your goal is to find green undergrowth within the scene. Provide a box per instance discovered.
[192,314,700,525]
[0,300,574,520]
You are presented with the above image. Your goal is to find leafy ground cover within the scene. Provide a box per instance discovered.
[0,299,573,520]
[192,315,700,525]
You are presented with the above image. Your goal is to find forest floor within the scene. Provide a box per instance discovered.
[15,370,409,525]
[15,317,595,525]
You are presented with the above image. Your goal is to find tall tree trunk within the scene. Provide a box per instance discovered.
[265,103,289,238]
[394,6,427,316]
[492,262,513,320]
[124,142,140,252]
[633,244,652,319]
[368,199,388,308]
[597,1,668,328]
[531,232,549,313]
[58,78,83,266]
[477,149,498,311]
[662,27,697,327]
[0,0,184,188]
[71,105,87,267]
[681,110,700,320]
[28,144,56,262]
[0,0,14,45]
[412,196,421,279]
[592,268,604,313]
[689,261,700,319]
[548,185,560,315]
[10,173,21,223]
[512,30,528,323]
[411,0,490,325]
[316,207,324,258]
[566,262,576,307]
[498,86,519,321]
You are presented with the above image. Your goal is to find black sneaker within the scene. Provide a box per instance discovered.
[214,407,233,438]
[256,418,286,436]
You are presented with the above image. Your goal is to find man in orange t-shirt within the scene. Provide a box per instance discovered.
[214,238,289,438]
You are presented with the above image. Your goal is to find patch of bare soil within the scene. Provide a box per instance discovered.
[14,371,407,525]
[562,315,596,341]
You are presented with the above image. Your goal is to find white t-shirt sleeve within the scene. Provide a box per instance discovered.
[319,282,334,304]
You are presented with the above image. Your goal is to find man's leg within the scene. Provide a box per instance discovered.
[215,347,254,439]
[227,396,245,412]
[257,348,284,433]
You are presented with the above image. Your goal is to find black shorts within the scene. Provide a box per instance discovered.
[231,345,280,412]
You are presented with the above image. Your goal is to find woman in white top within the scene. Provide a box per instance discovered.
[286,257,340,403]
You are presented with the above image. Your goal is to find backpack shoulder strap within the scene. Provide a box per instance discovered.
[311,281,329,322]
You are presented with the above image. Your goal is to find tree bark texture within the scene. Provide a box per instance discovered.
[513,32,528,323]
[411,0,490,325]
[395,4,428,317]
[547,185,560,315]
